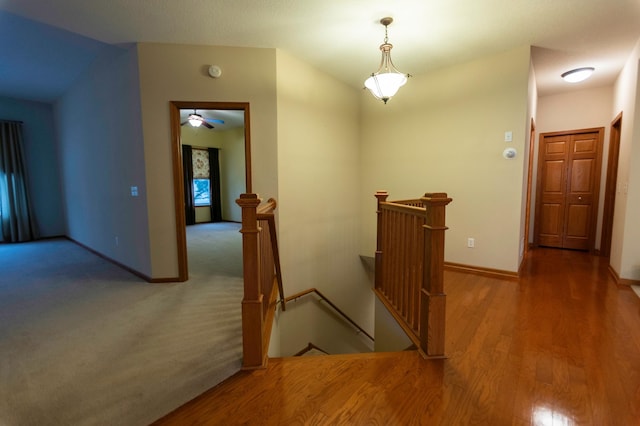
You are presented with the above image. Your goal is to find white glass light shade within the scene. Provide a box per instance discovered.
[561,67,594,83]
[365,72,407,102]
[188,115,203,127]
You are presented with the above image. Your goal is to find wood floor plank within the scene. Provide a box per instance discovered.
[153,248,640,425]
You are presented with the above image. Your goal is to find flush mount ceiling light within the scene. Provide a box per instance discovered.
[561,67,595,83]
[364,17,410,104]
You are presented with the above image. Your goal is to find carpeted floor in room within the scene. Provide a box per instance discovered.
[0,222,243,426]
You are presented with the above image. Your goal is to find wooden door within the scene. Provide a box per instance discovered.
[535,129,603,251]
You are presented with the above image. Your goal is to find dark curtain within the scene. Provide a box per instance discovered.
[208,148,222,222]
[0,120,38,242]
[182,144,195,225]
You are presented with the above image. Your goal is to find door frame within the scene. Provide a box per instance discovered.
[523,117,536,260]
[169,101,252,281]
[533,127,604,252]
[600,112,622,258]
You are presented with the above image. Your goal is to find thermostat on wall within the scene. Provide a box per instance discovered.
[503,147,517,159]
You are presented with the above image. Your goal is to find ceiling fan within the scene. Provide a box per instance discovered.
[181,110,225,129]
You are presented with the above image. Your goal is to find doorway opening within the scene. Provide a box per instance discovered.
[170,101,252,281]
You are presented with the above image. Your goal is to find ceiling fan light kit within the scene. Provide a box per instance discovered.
[188,114,204,127]
[181,109,226,129]
[364,17,409,104]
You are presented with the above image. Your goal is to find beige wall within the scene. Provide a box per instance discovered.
[374,297,412,352]
[272,299,373,357]
[136,43,278,279]
[360,46,531,273]
[269,49,371,355]
[535,86,614,250]
[612,38,640,280]
[219,127,245,222]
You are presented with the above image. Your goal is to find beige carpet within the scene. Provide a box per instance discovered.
[0,222,243,426]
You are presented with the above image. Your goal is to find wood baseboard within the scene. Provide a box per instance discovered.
[608,264,640,286]
[66,237,176,283]
[444,262,519,281]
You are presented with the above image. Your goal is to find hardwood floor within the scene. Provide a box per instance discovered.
[154,248,640,425]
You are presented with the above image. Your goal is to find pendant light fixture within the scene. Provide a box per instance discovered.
[364,17,410,104]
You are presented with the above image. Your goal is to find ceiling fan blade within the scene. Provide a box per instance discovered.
[181,121,188,126]
[202,122,214,129]
[204,118,225,124]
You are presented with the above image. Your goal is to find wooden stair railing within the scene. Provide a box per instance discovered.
[236,193,284,369]
[374,191,452,358]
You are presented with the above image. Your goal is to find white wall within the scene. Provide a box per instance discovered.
[360,46,531,273]
[535,86,614,249]
[611,37,640,281]
[136,43,278,279]
[374,297,412,352]
[269,49,371,356]
[55,45,151,275]
[273,297,373,356]
[219,127,245,222]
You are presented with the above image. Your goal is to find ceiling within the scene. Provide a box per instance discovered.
[180,109,244,131]
[1,0,640,103]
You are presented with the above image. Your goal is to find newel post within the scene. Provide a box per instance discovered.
[374,191,389,292]
[420,192,452,358]
[236,193,266,369]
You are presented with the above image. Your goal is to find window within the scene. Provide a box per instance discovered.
[193,178,211,206]
[192,149,211,206]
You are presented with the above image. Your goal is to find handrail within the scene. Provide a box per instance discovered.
[256,197,277,215]
[256,198,285,311]
[284,288,374,341]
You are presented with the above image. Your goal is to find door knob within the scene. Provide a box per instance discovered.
[578,196,583,201]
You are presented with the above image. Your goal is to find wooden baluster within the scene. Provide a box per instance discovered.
[420,193,452,358]
[391,210,399,307]
[236,193,266,369]
[375,191,389,295]
[409,214,419,331]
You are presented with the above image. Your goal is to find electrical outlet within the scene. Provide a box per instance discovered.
[467,238,475,248]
